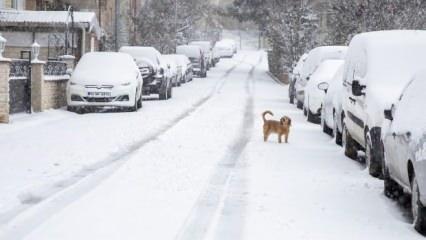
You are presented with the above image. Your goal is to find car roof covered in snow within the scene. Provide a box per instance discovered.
[119,46,161,65]
[301,46,348,80]
[310,59,344,84]
[176,45,202,58]
[71,52,138,84]
[189,41,212,51]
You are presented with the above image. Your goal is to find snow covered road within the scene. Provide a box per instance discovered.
[0,50,423,239]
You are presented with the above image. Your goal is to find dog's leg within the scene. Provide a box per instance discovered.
[278,134,282,143]
[285,133,288,143]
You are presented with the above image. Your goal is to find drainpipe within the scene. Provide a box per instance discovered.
[115,0,119,51]
[81,26,86,57]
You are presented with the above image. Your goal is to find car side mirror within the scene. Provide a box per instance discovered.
[306,76,310,81]
[318,82,329,93]
[159,68,164,75]
[384,109,393,121]
[167,64,171,69]
[352,80,366,96]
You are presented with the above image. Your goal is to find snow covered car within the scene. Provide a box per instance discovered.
[342,30,426,177]
[176,45,207,78]
[321,65,344,145]
[162,55,181,87]
[220,39,238,54]
[119,46,172,100]
[212,45,221,65]
[382,71,426,234]
[189,41,213,69]
[67,52,143,112]
[214,41,234,58]
[167,54,193,84]
[289,53,308,104]
[303,59,344,124]
[296,46,347,109]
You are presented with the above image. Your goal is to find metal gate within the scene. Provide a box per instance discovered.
[9,59,31,114]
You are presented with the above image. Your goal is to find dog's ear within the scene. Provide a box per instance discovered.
[280,117,285,125]
[287,117,292,126]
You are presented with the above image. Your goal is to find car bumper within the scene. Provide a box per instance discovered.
[67,84,136,107]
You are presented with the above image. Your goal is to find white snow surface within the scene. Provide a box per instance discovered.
[0,51,423,240]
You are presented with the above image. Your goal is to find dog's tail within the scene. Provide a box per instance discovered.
[262,111,273,122]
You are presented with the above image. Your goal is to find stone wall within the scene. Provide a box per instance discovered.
[42,78,68,110]
[0,60,10,123]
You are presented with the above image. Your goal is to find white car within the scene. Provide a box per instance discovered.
[289,53,308,104]
[296,46,347,109]
[167,54,192,84]
[342,30,426,177]
[161,55,180,87]
[214,41,234,58]
[189,41,213,69]
[177,45,207,78]
[382,71,426,234]
[67,52,143,112]
[303,59,344,123]
[220,39,238,54]
[321,65,344,145]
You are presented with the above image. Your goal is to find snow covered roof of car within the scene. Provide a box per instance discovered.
[119,46,161,66]
[0,9,102,38]
[176,45,202,58]
[301,46,348,79]
[71,52,138,84]
[310,59,344,84]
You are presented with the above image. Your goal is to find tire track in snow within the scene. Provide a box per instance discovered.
[175,55,259,240]
[0,57,246,238]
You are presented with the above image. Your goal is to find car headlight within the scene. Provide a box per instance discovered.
[69,81,77,86]
[121,82,131,86]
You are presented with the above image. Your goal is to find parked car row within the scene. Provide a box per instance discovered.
[66,39,237,113]
[289,30,426,235]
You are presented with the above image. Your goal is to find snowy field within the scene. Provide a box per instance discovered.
[0,50,423,239]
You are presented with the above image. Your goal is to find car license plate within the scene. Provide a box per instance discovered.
[87,92,111,97]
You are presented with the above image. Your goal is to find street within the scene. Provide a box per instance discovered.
[0,50,422,239]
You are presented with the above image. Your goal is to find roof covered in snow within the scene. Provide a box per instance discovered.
[0,10,102,38]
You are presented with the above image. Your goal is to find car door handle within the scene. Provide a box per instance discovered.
[349,97,356,103]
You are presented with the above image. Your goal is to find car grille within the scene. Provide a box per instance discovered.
[83,97,115,102]
[85,85,114,89]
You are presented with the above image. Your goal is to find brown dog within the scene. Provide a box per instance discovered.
[262,111,291,143]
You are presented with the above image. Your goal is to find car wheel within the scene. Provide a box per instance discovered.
[303,106,307,116]
[365,132,382,178]
[343,123,358,160]
[128,94,138,112]
[333,112,343,146]
[296,100,303,109]
[167,81,173,99]
[383,166,401,199]
[412,174,426,235]
[289,94,294,104]
[137,94,143,109]
[321,108,333,136]
[159,80,168,100]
